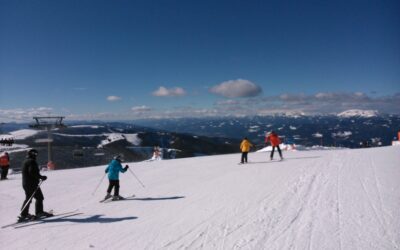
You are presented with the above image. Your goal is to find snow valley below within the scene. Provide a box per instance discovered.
[1,146,399,249]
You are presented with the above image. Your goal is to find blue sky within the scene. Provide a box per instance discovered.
[0,0,399,121]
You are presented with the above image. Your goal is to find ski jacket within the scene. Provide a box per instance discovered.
[0,154,10,167]
[240,139,253,152]
[22,157,44,189]
[105,159,127,180]
[265,133,281,146]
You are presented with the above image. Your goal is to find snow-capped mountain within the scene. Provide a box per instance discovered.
[337,109,379,118]
[1,146,399,249]
[135,114,400,148]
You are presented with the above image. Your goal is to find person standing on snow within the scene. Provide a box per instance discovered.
[265,131,283,160]
[0,152,10,180]
[240,137,253,164]
[19,149,51,221]
[104,155,129,201]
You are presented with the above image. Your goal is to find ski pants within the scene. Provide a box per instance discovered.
[107,180,120,196]
[270,146,282,159]
[1,166,9,179]
[21,186,44,216]
[241,152,248,163]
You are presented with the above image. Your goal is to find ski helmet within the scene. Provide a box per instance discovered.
[113,155,122,162]
[28,149,38,158]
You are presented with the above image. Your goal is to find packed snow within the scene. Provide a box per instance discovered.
[0,146,399,249]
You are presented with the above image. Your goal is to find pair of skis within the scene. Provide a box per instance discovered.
[99,194,136,203]
[2,210,79,229]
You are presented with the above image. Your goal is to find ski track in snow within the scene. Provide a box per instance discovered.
[1,147,399,249]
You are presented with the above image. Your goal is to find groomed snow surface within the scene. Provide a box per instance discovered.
[1,146,399,250]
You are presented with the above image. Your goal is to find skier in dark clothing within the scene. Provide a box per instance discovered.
[19,149,51,221]
[104,155,129,201]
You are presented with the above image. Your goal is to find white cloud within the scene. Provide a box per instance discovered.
[215,99,239,105]
[2,92,399,122]
[152,86,186,97]
[131,105,152,112]
[209,79,262,98]
[0,107,54,122]
[107,96,122,102]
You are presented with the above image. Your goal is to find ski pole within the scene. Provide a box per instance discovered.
[20,179,43,213]
[128,168,145,188]
[92,173,106,196]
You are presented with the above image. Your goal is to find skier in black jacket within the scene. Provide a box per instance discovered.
[19,149,51,221]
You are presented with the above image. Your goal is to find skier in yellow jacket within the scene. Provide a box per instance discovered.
[240,137,253,164]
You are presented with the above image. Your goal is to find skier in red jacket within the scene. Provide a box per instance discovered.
[0,152,10,180]
[265,131,283,161]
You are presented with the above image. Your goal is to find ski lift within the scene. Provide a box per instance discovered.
[73,149,84,158]
[94,148,105,157]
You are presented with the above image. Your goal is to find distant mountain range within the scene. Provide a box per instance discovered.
[1,110,399,170]
[134,111,400,148]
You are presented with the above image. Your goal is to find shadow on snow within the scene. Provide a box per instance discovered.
[15,213,137,229]
[127,196,185,201]
[246,155,321,164]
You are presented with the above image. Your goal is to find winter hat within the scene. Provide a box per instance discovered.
[28,149,38,158]
[113,155,123,162]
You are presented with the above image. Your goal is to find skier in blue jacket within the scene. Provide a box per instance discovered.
[104,155,128,201]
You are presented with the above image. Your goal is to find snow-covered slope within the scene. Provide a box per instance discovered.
[1,147,399,249]
[9,129,39,140]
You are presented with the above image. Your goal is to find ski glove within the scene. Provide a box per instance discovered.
[124,165,129,170]
[40,175,47,181]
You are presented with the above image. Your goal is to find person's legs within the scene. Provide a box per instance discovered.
[107,179,114,194]
[0,167,5,179]
[105,180,115,199]
[270,146,275,160]
[277,145,283,159]
[241,152,245,163]
[4,166,9,179]
[21,188,34,217]
[114,180,120,196]
[34,188,45,215]
[244,152,248,163]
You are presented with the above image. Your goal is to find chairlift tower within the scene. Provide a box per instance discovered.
[30,116,66,169]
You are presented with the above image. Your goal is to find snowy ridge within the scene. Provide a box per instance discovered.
[337,109,378,118]
[8,129,39,140]
[99,133,141,147]
[1,147,399,249]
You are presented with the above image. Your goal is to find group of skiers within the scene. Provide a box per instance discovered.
[240,131,283,164]
[12,130,283,223]
[15,149,130,222]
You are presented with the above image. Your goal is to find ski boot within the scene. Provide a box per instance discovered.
[112,195,125,201]
[17,213,35,222]
[35,211,53,219]
[104,193,112,200]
